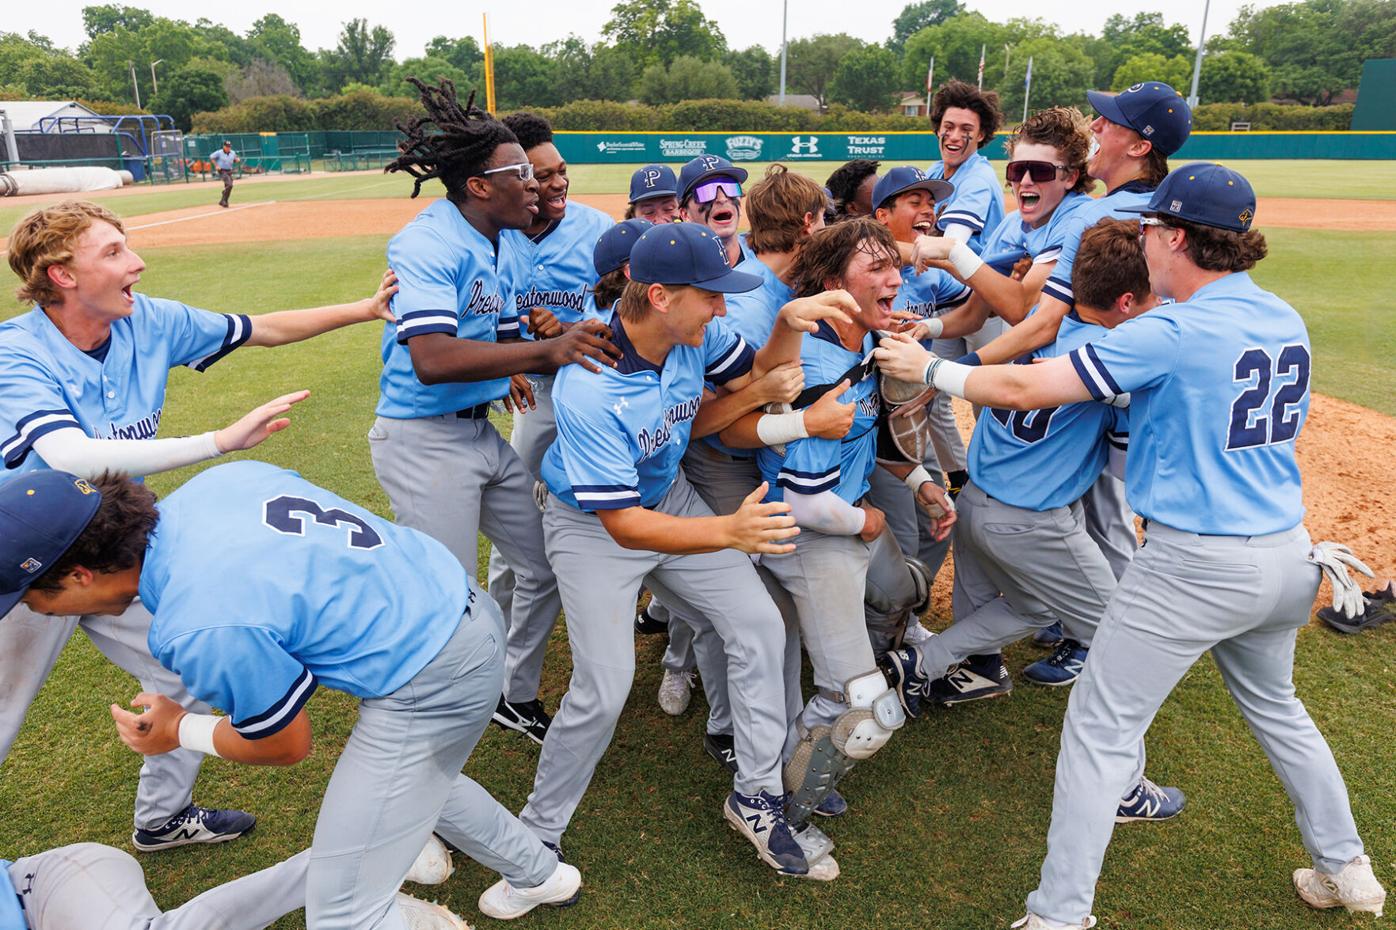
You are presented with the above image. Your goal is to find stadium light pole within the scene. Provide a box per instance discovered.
[127,60,141,109]
[1187,0,1210,108]
[150,59,164,98]
[778,0,788,105]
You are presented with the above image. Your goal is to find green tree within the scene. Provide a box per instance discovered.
[80,4,154,40]
[83,19,206,103]
[248,14,317,95]
[1224,0,1391,104]
[1199,49,1271,103]
[321,19,396,93]
[890,0,967,52]
[1111,52,1191,92]
[424,35,484,73]
[724,46,774,99]
[997,35,1094,118]
[898,13,1028,93]
[830,45,899,110]
[1090,13,1194,90]
[151,63,227,131]
[638,55,738,105]
[787,33,864,108]
[587,44,642,101]
[603,0,728,68]
[380,56,472,99]
[492,44,561,109]
[14,55,99,99]
[225,59,299,103]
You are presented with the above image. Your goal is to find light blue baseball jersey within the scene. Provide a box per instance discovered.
[504,202,614,332]
[1070,272,1310,535]
[893,264,972,323]
[0,297,250,474]
[543,314,755,511]
[376,199,522,419]
[758,322,880,504]
[1021,191,1093,266]
[1040,180,1155,307]
[209,148,237,171]
[139,461,470,739]
[0,867,21,930]
[970,311,1127,510]
[928,152,1005,254]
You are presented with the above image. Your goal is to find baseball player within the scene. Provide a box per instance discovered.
[519,221,859,879]
[719,219,955,874]
[926,81,1006,253]
[679,155,753,267]
[625,164,681,223]
[210,140,239,208]
[483,112,614,718]
[824,159,880,222]
[3,463,583,929]
[375,80,620,747]
[0,199,396,851]
[876,163,1386,929]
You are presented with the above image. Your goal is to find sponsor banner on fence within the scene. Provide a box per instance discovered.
[560,132,939,165]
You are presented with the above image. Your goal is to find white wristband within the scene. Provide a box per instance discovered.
[920,316,945,339]
[948,241,984,280]
[756,411,809,446]
[902,465,934,493]
[922,358,974,398]
[178,712,223,758]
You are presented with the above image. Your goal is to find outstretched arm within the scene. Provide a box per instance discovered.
[111,693,312,767]
[875,332,1091,410]
[245,270,397,347]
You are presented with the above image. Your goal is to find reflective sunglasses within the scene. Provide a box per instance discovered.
[1137,215,1173,243]
[691,180,743,205]
[479,161,535,182]
[1005,160,1068,184]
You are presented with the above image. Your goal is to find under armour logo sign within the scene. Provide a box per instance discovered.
[643,168,661,189]
[791,136,819,155]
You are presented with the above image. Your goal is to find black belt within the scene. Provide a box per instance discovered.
[455,403,491,419]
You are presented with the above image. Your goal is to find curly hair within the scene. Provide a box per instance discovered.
[502,112,554,152]
[8,201,124,308]
[1162,216,1269,272]
[745,165,829,255]
[787,218,899,299]
[385,78,519,201]
[930,80,1003,147]
[1007,106,1096,195]
[29,473,158,592]
[824,159,879,219]
[592,267,628,312]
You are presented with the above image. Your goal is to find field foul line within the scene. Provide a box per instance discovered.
[290,176,405,200]
[128,201,276,231]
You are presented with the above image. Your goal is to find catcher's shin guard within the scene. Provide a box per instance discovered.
[783,670,905,826]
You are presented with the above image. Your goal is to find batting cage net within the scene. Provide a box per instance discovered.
[148,130,187,184]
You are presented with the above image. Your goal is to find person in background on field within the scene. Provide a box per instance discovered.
[210,141,239,208]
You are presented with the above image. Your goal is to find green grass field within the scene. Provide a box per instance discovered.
[0,166,1393,929]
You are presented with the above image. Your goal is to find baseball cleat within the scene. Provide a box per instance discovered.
[792,822,840,881]
[1317,581,1396,634]
[478,860,583,920]
[539,841,582,906]
[723,790,809,876]
[1032,621,1064,647]
[926,654,1012,706]
[946,469,969,499]
[1010,912,1097,929]
[634,603,668,635]
[813,788,848,818]
[704,731,739,774]
[877,646,928,717]
[1294,854,1386,916]
[394,891,471,929]
[657,668,695,716]
[492,697,551,745]
[403,833,454,886]
[1115,777,1185,823]
[902,619,936,646]
[1023,640,1089,687]
[132,803,255,852]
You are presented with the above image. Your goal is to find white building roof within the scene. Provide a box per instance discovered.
[0,101,108,132]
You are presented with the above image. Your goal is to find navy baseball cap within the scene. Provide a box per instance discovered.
[678,155,749,204]
[629,222,762,293]
[872,166,953,212]
[1119,162,1257,232]
[628,164,678,204]
[594,219,653,277]
[0,471,103,617]
[1086,83,1192,157]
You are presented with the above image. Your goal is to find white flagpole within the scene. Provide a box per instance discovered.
[1022,56,1033,123]
[977,44,986,89]
[926,56,935,115]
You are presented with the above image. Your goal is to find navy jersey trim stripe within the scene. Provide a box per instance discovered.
[938,210,986,231]
[2,409,82,468]
[232,667,318,740]
[1040,277,1074,306]
[1070,344,1123,401]
[942,284,972,309]
[1034,246,1063,265]
[706,336,755,384]
[778,466,840,495]
[188,313,252,373]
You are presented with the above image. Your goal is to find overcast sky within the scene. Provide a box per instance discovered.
[19,0,1274,59]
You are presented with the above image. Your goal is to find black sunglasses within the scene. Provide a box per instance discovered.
[1005,160,1069,184]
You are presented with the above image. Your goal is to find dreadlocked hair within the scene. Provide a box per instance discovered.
[386,77,519,201]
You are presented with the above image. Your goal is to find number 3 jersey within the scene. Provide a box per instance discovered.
[138,460,471,739]
[1069,272,1310,536]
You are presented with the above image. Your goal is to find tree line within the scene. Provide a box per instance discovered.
[2,0,1392,132]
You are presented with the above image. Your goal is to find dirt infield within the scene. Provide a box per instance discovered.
[10,190,1390,254]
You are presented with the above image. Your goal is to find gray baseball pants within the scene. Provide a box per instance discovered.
[369,414,562,704]
[218,169,233,207]
[308,597,556,929]
[0,601,206,831]
[519,474,793,844]
[864,464,952,586]
[1027,522,1367,925]
[1079,473,1138,581]
[9,844,308,930]
[915,482,1117,679]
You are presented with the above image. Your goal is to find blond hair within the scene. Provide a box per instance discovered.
[8,201,125,307]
